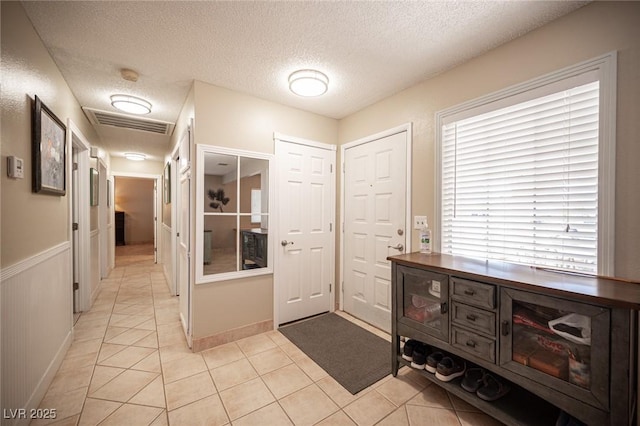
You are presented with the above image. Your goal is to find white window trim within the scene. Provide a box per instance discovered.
[196,144,274,284]
[435,52,616,276]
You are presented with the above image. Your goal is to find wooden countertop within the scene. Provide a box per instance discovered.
[389,252,640,310]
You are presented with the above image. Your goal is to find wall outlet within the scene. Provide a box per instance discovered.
[414,215,427,230]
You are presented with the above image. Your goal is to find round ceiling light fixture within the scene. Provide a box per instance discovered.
[110,94,152,115]
[288,69,329,97]
[124,152,146,161]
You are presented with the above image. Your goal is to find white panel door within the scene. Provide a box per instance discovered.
[343,132,407,332]
[178,171,191,342]
[277,139,335,325]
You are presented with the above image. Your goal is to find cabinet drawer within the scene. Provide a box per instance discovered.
[451,326,496,363]
[451,277,495,309]
[451,302,496,336]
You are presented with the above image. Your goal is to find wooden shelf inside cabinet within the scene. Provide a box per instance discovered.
[397,358,559,426]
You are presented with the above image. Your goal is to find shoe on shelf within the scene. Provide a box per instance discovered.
[476,373,510,401]
[435,356,466,382]
[410,343,430,370]
[425,351,445,373]
[461,367,486,393]
[402,339,420,362]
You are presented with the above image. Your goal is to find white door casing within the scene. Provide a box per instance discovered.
[341,125,411,332]
[178,170,191,345]
[275,135,336,325]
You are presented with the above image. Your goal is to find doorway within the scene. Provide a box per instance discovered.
[275,134,336,325]
[341,124,412,332]
[67,120,91,316]
[113,175,159,265]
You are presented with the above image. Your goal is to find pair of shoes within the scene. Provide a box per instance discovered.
[461,368,510,401]
[461,367,485,392]
[402,339,431,369]
[401,339,420,362]
[425,351,445,373]
[435,356,466,382]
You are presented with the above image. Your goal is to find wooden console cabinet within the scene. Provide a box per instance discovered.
[390,252,639,426]
[241,229,267,269]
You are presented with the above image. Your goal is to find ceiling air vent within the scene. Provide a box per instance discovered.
[82,107,174,135]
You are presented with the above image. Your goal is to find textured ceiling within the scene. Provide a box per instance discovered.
[21,1,588,161]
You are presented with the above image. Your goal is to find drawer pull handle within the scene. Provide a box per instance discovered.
[466,314,477,322]
[501,320,510,336]
[466,340,476,348]
[464,289,476,296]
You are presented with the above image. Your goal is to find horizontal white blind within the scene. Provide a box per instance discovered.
[441,80,599,273]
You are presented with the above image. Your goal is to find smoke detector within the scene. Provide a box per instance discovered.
[120,68,139,82]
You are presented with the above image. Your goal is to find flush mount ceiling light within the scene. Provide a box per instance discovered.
[124,152,146,161]
[110,94,152,115]
[288,69,329,97]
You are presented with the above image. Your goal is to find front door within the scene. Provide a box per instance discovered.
[343,130,408,332]
[276,137,336,325]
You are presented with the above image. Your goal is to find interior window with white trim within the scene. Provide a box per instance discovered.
[197,145,272,283]
[437,54,616,275]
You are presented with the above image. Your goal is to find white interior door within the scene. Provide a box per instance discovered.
[153,179,158,264]
[343,131,408,332]
[72,149,80,313]
[178,171,191,343]
[99,162,109,278]
[276,137,335,325]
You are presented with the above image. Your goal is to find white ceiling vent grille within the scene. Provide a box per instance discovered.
[82,107,174,135]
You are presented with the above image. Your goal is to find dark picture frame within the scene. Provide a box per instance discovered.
[90,167,99,206]
[32,95,66,195]
[107,179,112,207]
[164,162,171,204]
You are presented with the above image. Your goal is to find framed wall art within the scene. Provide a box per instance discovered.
[164,162,171,204]
[32,95,66,195]
[90,167,99,206]
[107,179,112,207]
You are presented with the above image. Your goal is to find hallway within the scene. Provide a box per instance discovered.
[33,247,501,426]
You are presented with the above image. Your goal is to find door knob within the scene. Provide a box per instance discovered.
[387,243,404,251]
[281,240,294,247]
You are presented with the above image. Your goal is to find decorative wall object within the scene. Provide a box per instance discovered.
[32,95,66,195]
[90,168,99,206]
[208,188,230,212]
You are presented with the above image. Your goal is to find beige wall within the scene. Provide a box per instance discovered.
[338,1,640,281]
[192,81,338,339]
[0,2,101,414]
[114,177,155,244]
[1,1,100,267]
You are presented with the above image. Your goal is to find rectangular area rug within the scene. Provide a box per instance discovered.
[279,313,391,394]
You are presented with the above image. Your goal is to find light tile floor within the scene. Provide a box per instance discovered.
[33,245,504,425]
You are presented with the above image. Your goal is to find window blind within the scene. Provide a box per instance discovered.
[441,80,600,273]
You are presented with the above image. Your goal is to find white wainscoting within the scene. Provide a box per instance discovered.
[161,224,174,295]
[0,243,73,423]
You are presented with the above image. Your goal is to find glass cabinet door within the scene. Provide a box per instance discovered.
[499,288,610,410]
[396,265,449,342]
